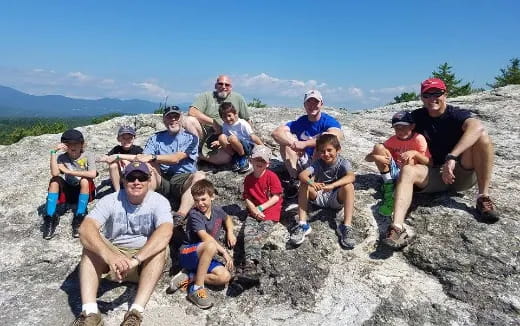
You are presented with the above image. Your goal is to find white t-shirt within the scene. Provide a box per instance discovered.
[222,118,253,144]
[88,191,173,248]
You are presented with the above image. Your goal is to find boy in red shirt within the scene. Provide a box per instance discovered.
[241,145,283,280]
[365,111,431,216]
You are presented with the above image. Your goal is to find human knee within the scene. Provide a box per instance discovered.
[192,171,206,183]
[373,143,386,154]
[202,241,217,255]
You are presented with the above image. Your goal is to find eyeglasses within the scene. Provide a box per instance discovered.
[421,91,445,99]
[125,173,149,182]
[164,113,181,121]
[217,82,231,87]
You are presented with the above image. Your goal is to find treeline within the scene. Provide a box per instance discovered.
[393,57,520,103]
[0,113,123,145]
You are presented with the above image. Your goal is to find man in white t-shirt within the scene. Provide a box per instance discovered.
[71,161,173,326]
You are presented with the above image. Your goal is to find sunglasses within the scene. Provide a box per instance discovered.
[125,173,149,182]
[421,91,445,99]
[217,82,231,87]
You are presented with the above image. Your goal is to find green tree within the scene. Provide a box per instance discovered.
[90,113,123,124]
[392,92,419,104]
[431,62,473,97]
[488,58,520,88]
[248,98,267,108]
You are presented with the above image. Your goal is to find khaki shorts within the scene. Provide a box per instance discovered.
[158,172,192,199]
[415,163,476,193]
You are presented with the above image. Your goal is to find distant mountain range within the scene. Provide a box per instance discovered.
[0,85,190,118]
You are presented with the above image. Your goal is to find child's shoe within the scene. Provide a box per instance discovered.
[43,214,59,240]
[187,287,214,309]
[168,269,191,293]
[238,156,252,173]
[337,224,355,249]
[289,223,312,245]
[72,213,86,238]
[378,182,394,217]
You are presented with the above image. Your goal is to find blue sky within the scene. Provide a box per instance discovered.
[1,0,519,109]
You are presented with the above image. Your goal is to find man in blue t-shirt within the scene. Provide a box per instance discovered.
[272,90,343,198]
[383,78,499,250]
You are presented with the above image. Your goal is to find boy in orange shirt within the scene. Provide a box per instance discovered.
[365,111,431,216]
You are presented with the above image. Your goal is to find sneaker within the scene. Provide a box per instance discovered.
[378,182,394,217]
[43,214,59,240]
[284,178,299,199]
[382,224,415,249]
[476,195,499,223]
[120,309,142,326]
[230,155,240,172]
[337,224,355,249]
[284,203,299,212]
[187,287,214,309]
[72,213,86,238]
[289,223,312,245]
[238,156,252,173]
[70,311,103,326]
[169,269,190,293]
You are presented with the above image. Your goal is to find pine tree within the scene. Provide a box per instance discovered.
[392,92,419,104]
[431,62,473,97]
[488,58,520,88]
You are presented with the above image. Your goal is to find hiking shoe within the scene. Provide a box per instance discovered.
[43,214,59,240]
[241,261,261,281]
[382,224,415,249]
[238,156,252,173]
[337,224,355,249]
[378,183,394,217]
[168,269,190,293]
[284,179,299,199]
[476,195,499,223]
[120,309,142,326]
[70,311,103,326]
[72,213,86,238]
[187,287,214,309]
[289,223,312,245]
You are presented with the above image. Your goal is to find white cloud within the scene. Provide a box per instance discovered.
[68,71,89,81]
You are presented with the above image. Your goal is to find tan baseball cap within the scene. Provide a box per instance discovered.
[251,145,272,162]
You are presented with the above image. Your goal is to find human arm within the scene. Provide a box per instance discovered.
[244,198,265,220]
[321,171,355,192]
[197,230,234,271]
[135,152,188,165]
[188,106,214,126]
[400,150,430,166]
[224,215,236,248]
[291,127,344,152]
[298,168,325,191]
[131,222,173,265]
[250,134,264,146]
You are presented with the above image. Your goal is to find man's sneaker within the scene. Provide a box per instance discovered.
[378,182,394,217]
[476,195,499,223]
[120,309,142,326]
[284,178,299,199]
[70,311,103,326]
[72,213,86,238]
[187,287,214,309]
[382,224,415,249]
[337,224,355,249]
[43,214,59,240]
[168,269,191,293]
[289,223,312,245]
[238,156,252,173]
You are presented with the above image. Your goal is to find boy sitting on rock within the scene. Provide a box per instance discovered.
[365,111,431,216]
[169,179,236,309]
[200,102,263,173]
[289,133,356,249]
[97,126,143,191]
[43,129,97,240]
[241,145,283,280]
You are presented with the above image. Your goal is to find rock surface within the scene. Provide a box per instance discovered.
[0,86,519,326]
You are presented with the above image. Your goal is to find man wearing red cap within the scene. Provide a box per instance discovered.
[383,78,498,249]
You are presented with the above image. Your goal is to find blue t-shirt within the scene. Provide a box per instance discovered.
[143,129,198,175]
[286,113,341,157]
[183,206,227,245]
[411,105,472,166]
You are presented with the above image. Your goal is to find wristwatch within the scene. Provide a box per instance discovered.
[132,254,142,265]
[445,153,459,162]
[151,154,157,162]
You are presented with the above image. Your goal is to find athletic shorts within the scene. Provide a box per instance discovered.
[239,138,254,156]
[56,178,95,205]
[157,173,191,199]
[311,188,342,209]
[389,158,401,181]
[179,243,224,273]
[415,163,476,193]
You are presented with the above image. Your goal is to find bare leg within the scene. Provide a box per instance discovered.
[337,183,355,225]
[133,248,167,307]
[194,241,216,287]
[460,132,494,195]
[108,162,121,191]
[182,116,203,138]
[79,248,108,304]
[205,266,231,286]
[392,165,429,227]
[297,182,317,222]
[371,144,392,173]
[228,135,245,156]
[178,171,206,216]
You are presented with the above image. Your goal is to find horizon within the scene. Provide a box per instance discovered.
[1,1,519,110]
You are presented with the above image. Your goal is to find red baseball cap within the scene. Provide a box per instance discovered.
[421,78,446,93]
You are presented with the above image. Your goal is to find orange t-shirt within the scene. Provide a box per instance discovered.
[383,133,430,167]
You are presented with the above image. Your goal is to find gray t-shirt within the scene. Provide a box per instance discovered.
[88,191,173,248]
[191,91,250,125]
[57,151,96,185]
[183,206,227,245]
[305,156,352,184]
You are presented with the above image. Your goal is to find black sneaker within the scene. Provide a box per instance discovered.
[43,214,59,240]
[72,213,86,238]
[284,178,299,199]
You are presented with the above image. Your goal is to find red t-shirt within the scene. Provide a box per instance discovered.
[243,169,283,222]
[383,132,430,167]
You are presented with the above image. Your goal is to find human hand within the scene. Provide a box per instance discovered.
[441,160,456,184]
[135,154,152,163]
[253,207,266,220]
[96,154,113,163]
[290,140,307,152]
[321,184,335,192]
[107,253,134,283]
[56,143,68,152]
[400,151,417,165]
[210,140,221,149]
[227,233,237,248]
[223,252,234,272]
[373,154,390,165]
[311,182,325,192]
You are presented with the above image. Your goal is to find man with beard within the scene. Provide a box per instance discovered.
[71,161,173,326]
[183,75,251,164]
[137,106,206,217]
[383,78,499,249]
[271,90,343,198]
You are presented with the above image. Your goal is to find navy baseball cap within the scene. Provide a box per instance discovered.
[61,129,84,143]
[117,126,136,136]
[162,106,181,117]
[123,161,150,177]
[391,111,414,127]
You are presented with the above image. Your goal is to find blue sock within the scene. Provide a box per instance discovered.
[46,192,59,216]
[76,193,89,215]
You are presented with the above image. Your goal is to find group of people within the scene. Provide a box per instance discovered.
[41,75,498,326]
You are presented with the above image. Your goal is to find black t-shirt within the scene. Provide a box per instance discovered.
[107,145,143,155]
[183,206,227,245]
[411,105,472,166]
